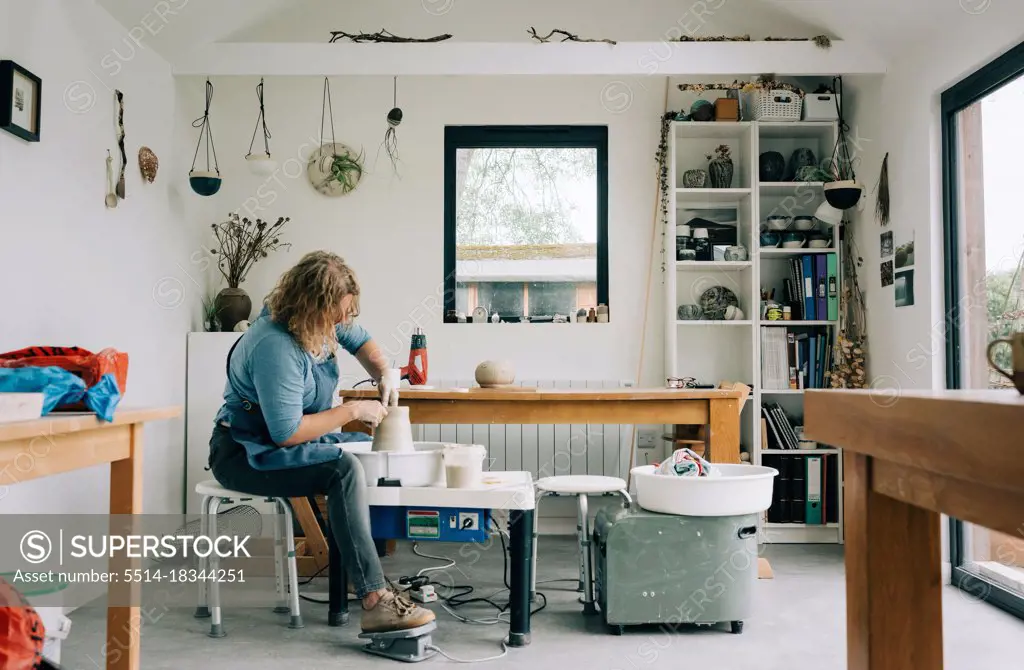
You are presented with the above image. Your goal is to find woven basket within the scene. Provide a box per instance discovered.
[752,89,802,122]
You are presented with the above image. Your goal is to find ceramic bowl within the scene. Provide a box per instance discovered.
[766,216,791,231]
[724,245,748,262]
[245,153,278,176]
[782,240,805,249]
[793,216,816,231]
[682,169,707,189]
[808,239,831,248]
[824,180,863,210]
[759,231,781,248]
[677,248,697,261]
[677,304,703,320]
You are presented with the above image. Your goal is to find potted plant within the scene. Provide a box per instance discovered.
[706,145,734,188]
[311,144,364,196]
[209,214,291,331]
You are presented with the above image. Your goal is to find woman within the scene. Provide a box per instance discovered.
[208,250,434,633]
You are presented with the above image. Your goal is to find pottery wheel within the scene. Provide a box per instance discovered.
[698,286,739,320]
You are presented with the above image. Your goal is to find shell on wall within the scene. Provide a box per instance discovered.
[138,146,159,183]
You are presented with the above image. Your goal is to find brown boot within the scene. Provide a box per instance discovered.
[361,589,436,633]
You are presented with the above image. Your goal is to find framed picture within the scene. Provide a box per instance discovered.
[1,61,42,142]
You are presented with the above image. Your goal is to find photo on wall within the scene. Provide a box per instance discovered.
[895,268,915,307]
[881,260,894,287]
[880,231,893,259]
[895,229,915,269]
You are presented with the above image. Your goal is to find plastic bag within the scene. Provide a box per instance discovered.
[0,576,46,670]
[655,448,718,477]
[0,368,121,422]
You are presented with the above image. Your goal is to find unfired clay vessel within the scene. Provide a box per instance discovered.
[475,360,516,387]
[372,406,414,452]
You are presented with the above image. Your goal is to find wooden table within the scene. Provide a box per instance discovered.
[0,407,181,670]
[339,386,748,464]
[805,389,1024,670]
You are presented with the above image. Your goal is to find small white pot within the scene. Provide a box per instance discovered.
[246,153,278,176]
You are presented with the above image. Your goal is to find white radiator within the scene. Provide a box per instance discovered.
[415,379,636,481]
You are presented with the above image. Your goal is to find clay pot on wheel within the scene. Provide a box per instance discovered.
[215,288,252,332]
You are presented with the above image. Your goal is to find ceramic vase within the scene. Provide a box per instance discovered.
[372,407,415,453]
[683,169,707,188]
[758,151,785,182]
[787,148,817,181]
[708,156,734,188]
[214,287,252,332]
[475,360,516,387]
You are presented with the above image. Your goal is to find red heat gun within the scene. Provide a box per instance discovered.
[400,328,428,386]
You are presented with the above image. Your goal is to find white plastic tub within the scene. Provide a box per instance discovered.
[442,444,487,489]
[352,442,446,487]
[630,464,778,517]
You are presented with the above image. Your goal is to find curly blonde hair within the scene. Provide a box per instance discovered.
[266,251,361,354]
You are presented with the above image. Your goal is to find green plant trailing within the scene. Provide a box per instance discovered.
[320,147,364,192]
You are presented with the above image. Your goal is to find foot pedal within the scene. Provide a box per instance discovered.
[358,621,437,663]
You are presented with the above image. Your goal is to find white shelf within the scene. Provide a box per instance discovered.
[674,121,752,139]
[676,320,753,326]
[760,247,837,257]
[760,388,803,394]
[761,449,839,455]
[760,320,838,326]
[675,261,752,272]
[759,181,824,195]
[757,121,838,138]
[764,522,840,529]
[675,187,751,202]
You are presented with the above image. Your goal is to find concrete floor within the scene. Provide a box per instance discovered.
[61,538,1024,669]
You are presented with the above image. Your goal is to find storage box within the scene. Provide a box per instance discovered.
[751,89,802,122]
[714,97,740,122]
[803,93,840,121]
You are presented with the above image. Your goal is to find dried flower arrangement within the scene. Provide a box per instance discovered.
[678,78,805,97]
[210,214,291,288]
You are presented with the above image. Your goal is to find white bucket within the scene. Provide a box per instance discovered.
[442,444,487,489]
[352,442,446,487]
[630,464,778,517]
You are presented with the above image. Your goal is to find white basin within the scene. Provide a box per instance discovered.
[630,464,778,517]
[352,442,446,487]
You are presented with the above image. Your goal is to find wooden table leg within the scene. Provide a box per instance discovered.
[845,452,943,670]
[107,423,144,670]
[708,398,740,464]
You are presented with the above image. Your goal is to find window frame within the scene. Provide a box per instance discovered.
[443,125,610,322]
[941,38,1024,622]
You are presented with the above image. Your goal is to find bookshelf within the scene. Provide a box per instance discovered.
[664,119,844,545]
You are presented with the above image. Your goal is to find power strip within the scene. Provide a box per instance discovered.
[410,585,438,603]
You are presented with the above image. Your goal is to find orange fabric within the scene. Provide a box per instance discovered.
[0,578,45,670]
[0,347,129,410]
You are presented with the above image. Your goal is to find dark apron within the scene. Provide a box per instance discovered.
[222,336,367,471]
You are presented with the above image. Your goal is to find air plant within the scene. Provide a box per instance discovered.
[319,147,364,192]
[379,76,403,175]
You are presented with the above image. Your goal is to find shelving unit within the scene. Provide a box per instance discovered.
[664,119,844,545]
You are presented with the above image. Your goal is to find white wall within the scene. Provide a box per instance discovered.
[0,0,193,515]
[865,6,1024,393]
[177,75,675,388]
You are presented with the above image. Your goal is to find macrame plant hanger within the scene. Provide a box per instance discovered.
[829,76,854,183]
[247,77,272,160]
[189,78,222,196]
[378,75,403,176]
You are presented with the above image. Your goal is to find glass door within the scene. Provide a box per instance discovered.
[942,41,1024,619]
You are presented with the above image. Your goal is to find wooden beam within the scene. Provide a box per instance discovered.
[172,41,886,76]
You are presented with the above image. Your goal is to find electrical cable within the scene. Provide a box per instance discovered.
[427,642,508,663]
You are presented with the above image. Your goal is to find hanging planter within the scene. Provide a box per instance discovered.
[189,78,222,196]
[377,76,403,176]
[308,78,363,197]
[821,76,863,210]
[245,77,277,176]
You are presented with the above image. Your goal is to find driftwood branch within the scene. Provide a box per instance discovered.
[329,30,452,44]
[528,27,616,45]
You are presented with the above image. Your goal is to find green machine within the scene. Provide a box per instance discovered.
[593,506,758,635]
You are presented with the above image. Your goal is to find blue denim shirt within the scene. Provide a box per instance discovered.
[213,306,372,470]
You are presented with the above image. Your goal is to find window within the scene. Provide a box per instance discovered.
[444,126,609,322]
[942,39,1024,621]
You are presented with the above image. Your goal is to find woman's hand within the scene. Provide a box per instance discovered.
[345,400,388,426]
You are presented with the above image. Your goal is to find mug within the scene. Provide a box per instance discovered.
[781,232,807,248]
[987,333,1024,394]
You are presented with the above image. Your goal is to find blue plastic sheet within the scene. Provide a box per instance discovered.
[0,367,121,421]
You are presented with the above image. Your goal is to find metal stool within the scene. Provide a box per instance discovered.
[193,480,303,637]
[532,475,632,614]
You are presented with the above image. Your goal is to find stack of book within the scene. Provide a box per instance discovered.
[761,403,803,450]
[781,253,839,321]
[760,329,834,390]
[761,453,840,525]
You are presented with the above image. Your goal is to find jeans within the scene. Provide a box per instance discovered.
[208,424,387,598]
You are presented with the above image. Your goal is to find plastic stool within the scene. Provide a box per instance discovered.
[532,475,632,614]
[193,480,303,637]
